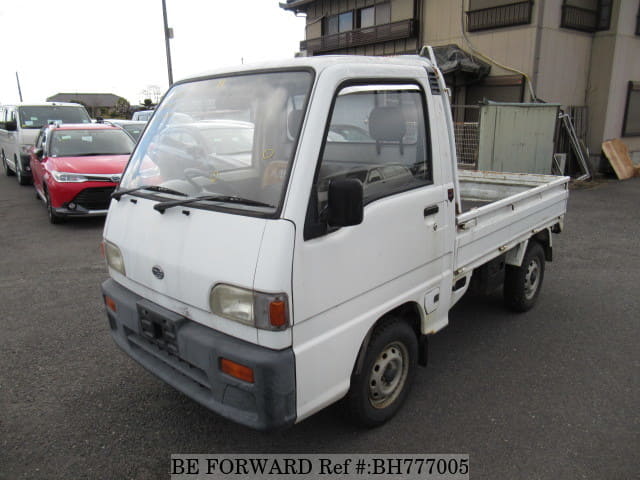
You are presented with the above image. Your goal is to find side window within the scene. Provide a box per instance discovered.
[308,85,431,235]
[35,130,47,149]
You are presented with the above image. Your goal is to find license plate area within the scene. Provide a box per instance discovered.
[137,299,186,355]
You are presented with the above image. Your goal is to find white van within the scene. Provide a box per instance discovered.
[0,102,91,184]
[101,55,568,431]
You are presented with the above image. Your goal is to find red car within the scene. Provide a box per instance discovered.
[30,123,134,223]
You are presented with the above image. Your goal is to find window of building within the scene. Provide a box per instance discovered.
[357,3,391,29]
[622,81,640,137]
[466,1,533,32]
[324,15,339,35]
[375,3,391,25]
[561,0,613,33]
[324,11,354,35]
[359,6,375,28]
[338,11,353,32]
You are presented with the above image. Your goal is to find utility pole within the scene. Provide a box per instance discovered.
[162,0,174,86]
[16,72,23,102]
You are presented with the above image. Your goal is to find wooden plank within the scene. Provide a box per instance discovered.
[602,139,636,180]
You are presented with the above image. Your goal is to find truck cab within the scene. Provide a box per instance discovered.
[101,55,567,430]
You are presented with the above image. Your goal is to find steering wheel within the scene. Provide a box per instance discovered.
[183,168,241,197]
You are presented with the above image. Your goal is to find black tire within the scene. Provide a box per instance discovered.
[504,241,545,312]
[2,152,14,177]
[45,190,63,224]
[15,158,31,186]
[345,319,418,428]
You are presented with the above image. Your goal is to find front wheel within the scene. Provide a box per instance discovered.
[504,241,546,312]
[344,319,417,428]
[45,190,63,224]
[2,152,14,177]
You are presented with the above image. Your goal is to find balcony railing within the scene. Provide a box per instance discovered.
[466,1,533,32]
[301,19,416,54]
[561,5,598,32]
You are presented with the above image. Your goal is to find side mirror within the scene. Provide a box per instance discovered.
[35,148,44,160]
[4,119,17,131]
[327,178,363,227]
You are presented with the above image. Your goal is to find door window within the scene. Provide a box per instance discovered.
[306,84,432,239]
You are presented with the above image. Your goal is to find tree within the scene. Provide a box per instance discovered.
[140,85,163,105]
[113,97,130,118]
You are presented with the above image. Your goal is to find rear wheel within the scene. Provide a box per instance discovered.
[345,319,417,428]
[504,242,545,312]
[15,158,31,185]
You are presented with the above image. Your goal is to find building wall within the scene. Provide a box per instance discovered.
[291,0,640,154]
[423,0,538,79]
[535,0,594,106]
[302,0,417,55]
[596,0,640,153]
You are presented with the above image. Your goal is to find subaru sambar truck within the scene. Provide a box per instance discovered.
[101,53,568,431]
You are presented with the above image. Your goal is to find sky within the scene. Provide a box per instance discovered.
[0,0,305,106]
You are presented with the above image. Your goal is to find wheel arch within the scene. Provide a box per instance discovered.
[532,228,553,262]
[352,301,427,378]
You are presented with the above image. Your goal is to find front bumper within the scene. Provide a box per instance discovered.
[53,206,108,217]
[101,279,296,431]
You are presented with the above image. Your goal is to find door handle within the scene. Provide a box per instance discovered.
[423,205,439,217]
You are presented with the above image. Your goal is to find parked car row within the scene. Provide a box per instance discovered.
[0,102,145,224]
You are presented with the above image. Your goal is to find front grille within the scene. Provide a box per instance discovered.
[72,187,115,210]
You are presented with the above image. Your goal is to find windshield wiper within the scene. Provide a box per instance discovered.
[111,185,188,201]
[153,194,275,213]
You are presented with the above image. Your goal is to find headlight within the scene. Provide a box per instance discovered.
[103,240,126,276]
[51,171,88,183]
[209,284,289,330]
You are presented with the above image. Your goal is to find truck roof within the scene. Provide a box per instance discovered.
[179,55,436,84]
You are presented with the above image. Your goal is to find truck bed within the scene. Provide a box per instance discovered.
[455,170,569,274]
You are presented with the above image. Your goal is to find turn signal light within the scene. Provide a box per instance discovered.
[104,295,117,312]
[269,300,287,327]
[220,358,254,383]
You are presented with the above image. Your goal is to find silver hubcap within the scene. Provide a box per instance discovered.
[368,341,409,409]
[524,258,541,300]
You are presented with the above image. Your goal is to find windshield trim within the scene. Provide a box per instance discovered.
[123,66,316,220]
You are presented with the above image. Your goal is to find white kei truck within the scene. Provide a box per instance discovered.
[101,53,569,431]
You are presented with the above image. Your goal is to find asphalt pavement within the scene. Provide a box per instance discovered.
[1,173,638,479]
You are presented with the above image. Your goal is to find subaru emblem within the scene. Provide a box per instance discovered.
[152,266,164,280]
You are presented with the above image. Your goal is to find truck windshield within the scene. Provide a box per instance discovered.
[119,71,313,215]
[18,106,91,128]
